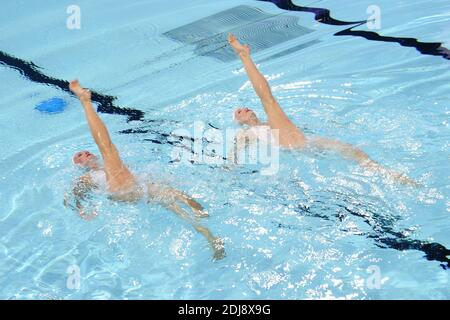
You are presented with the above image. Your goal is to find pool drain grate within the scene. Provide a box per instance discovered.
[163,5,314,62]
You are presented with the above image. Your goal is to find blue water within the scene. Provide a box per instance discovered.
[0,0,449,299]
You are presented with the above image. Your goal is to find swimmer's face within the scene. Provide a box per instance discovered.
[234,107,259,126]
[73,150,98,169]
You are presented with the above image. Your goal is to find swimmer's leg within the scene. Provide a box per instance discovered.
[148,182,209,218]
[362,160,419,186]
[171,188,209,218]
[164,203,225,260]
[308,137,418,186]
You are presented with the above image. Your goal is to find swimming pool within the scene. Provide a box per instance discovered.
[0,0,449,299]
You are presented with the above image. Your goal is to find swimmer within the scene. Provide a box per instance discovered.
[64,80,225,260]
[227,33,417,185]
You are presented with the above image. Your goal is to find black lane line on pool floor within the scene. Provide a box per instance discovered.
[0,50,216,163]
[340,206,450,270]
[0,50,228,166]
[272,186,450,270]
[1,36,449,268]
[259,0,450,60]
[0,51,144,122]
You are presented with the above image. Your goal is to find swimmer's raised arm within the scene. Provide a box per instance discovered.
[226,35,416,185]
[228,34,274,105]
[69,80,136,192]
[69,80,115,158]
[228,34,305,148]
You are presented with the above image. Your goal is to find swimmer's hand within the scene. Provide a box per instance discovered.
[228,33,250,58]
[186,198,210,218]
[363,161,421,187]
[69,79,92,102]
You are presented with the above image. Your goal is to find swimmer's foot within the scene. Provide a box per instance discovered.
[69,79,92,102]
[363,161,420,187]
[194,208,210,219]
[228,33,250,58]
[185,197,209,218]
[391,172,421,187]
[186,197,203,211]
[211,237,226,261]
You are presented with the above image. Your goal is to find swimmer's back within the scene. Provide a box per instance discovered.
[88,169,144,201]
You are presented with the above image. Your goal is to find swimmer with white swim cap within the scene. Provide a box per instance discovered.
[65,80,225,260]
[227,33,417,186]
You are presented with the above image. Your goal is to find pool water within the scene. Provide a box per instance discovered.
[0,0,449,299]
